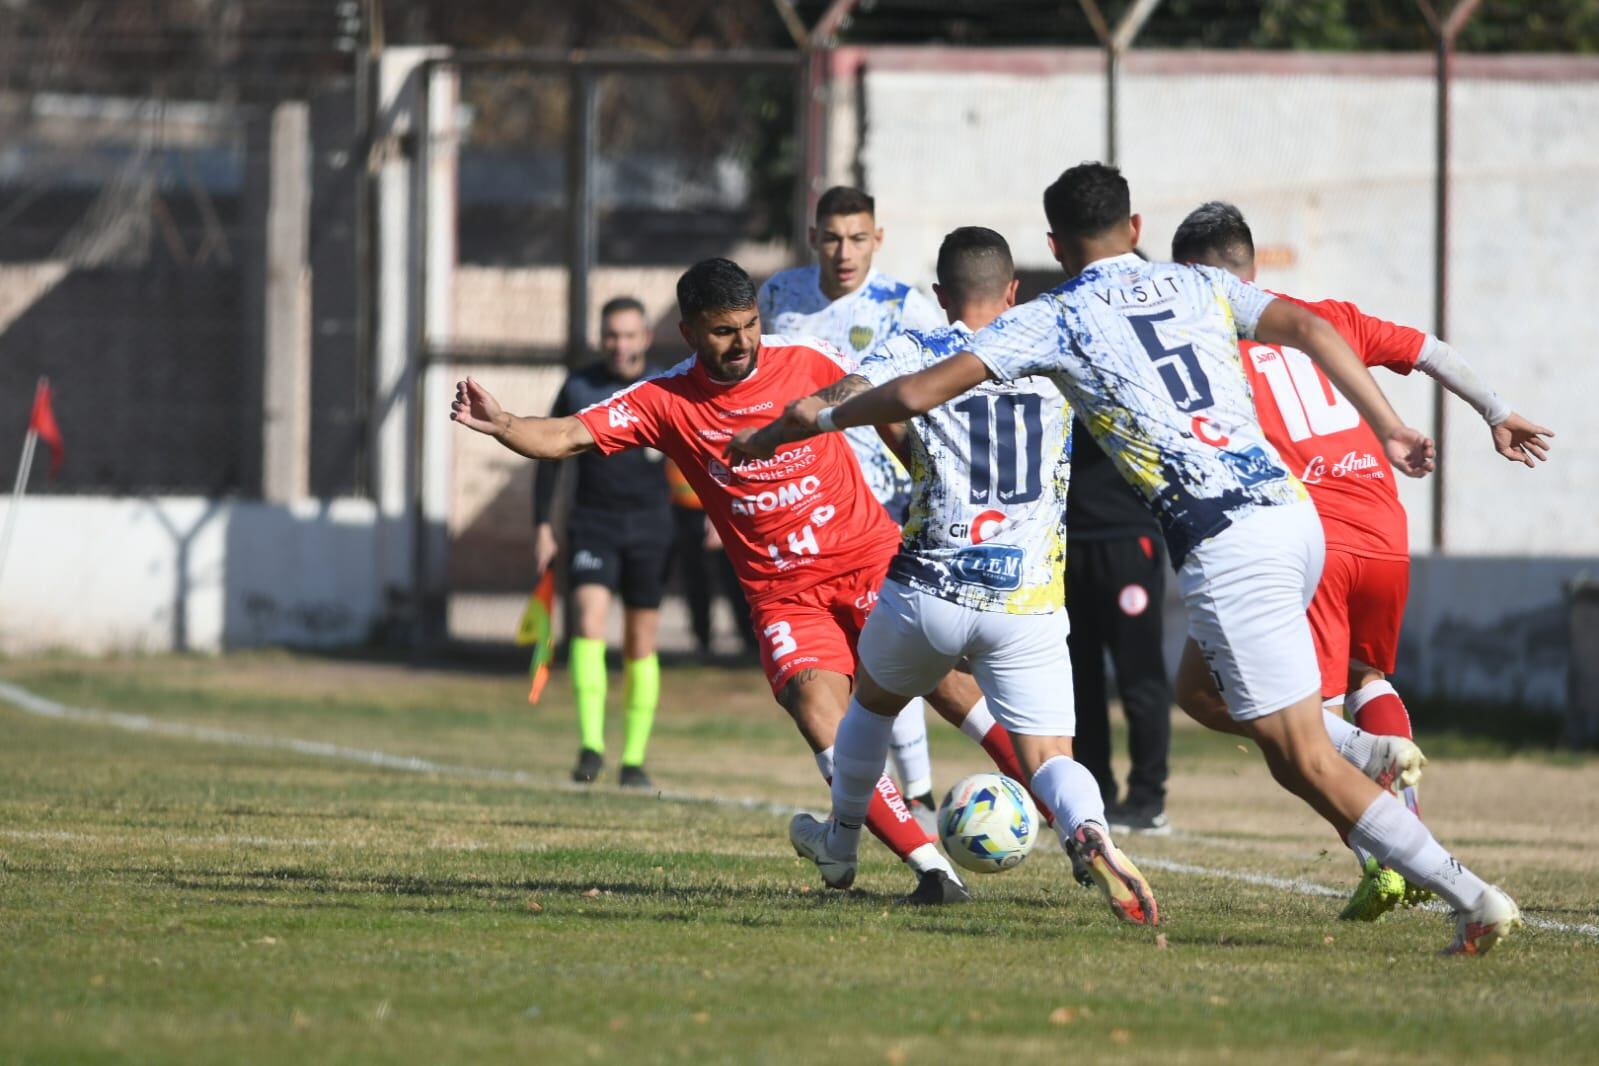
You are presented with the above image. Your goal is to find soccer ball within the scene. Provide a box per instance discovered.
[937,772,1039,873]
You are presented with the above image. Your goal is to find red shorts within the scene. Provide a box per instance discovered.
[748,564,885,694]
[1306,549,1409,700]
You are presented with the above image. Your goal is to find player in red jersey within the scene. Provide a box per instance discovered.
[1172,202,1553,918]
[450,257,1033,904]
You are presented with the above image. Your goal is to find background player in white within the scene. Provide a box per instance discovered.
[736,226,1158,924]
[760,185,964,821]
[765,163,1520,955]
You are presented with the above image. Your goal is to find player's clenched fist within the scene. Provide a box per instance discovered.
[725,395,832,466]
[451,377,507,437]
[1382,425,1436,478]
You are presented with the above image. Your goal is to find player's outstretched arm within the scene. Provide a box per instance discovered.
[1254,302,1435,477]
[1411,340,1554,467]
[726,374,875,463]
[450,377,597,460]
[819,352,993,432]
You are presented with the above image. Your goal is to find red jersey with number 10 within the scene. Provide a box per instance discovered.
[574,335,902,605]
[1240,294,1426,561]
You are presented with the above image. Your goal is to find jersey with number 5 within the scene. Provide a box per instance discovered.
[859,323,1071,615]
[572,336,902,606]
[1243,294,1427,562]
[968,253,1307,566]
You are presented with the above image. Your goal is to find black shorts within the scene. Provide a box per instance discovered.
[567,507,673,609]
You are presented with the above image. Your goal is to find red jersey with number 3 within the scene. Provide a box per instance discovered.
[1241,295,1426,561]
[574,334,902,605]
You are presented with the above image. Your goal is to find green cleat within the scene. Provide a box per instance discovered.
[1339,856,1407,921]
[1401,878,1437,909]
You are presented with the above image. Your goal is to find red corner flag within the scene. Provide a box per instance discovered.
[28,377,64,478]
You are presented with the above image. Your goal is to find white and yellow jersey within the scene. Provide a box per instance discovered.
[859,322,1071,616]
[968,254,1307,566]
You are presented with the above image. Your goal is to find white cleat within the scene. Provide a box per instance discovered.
[789,813,857,891]
[1362,735,1428,792]
[1444,885,1523,957]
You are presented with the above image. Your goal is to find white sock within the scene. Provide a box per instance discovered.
[906,842,956,877]
[1323,709,1378,770]
[1031,754,1107,844]
[825,699,897,861]
[813,746,835,782]
[1347,791,1489,912]
[958,696,996,743]
[889,697,934,799]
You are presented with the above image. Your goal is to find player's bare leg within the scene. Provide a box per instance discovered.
[1177,638,1425,790]
[777,669,963,901]
[1238,693,1519,954]
[569,585,615,783]
[923,670,1051,820]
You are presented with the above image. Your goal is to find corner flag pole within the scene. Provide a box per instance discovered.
[0,391,43,593]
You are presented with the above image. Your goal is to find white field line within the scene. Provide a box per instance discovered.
[2,678,1595,942]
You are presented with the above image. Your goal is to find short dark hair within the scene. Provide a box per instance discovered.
[935,226,1014,302]
[1042,162,1130,239]
[600,295,646,322]
[676,258,757,321]
[1171,201,1255,270]
[815,185,875,222]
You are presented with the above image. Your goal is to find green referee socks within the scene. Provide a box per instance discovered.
[569,636,608,754]
[621,653,660,768]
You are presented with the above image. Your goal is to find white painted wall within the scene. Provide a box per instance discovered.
[835,49,1599,556]
[0,497,383,655]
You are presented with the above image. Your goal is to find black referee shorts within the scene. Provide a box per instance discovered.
[566,507,674,610]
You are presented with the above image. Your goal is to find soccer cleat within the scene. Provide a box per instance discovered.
[1443,885,1522,957]
[618,764,654,791]
[1401,879,1436,909]
[788,813,857,891]
[1361,735,1428,793]
[1074,822,1160,926]
[1062,836,1096,889]
[898,867,971,906]
[1338,856,1407,921]
[907,792,939,837]
[1108,803,1172,837]
[571,748,603,784]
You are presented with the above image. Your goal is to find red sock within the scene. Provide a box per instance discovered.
[1347,680,1412,739]
[977,724,1055,827]
[864,773,935,860]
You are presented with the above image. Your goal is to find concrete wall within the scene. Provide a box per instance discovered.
[825,48,1599,557]
[0,497,383,654]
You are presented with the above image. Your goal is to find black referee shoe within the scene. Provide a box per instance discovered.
[618,764,654,791]
[571,748,603,784]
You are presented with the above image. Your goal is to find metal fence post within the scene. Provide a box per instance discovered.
[565,68,598,367]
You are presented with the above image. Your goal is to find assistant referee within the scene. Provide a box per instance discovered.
[533,296,673,788]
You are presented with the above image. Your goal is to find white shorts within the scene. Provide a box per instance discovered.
[857,579,1075,737]
[1177,501,1325,721]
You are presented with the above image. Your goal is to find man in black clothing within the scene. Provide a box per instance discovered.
[533,296,672,788]
[1066,416,1173,832]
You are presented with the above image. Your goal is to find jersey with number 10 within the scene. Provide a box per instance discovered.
[968,253,1307,567]
[573,336,902,606]
[859,323,1072,615]
[1243,294,1426,562]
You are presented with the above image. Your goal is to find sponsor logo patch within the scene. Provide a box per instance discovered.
[950,544,1025,591]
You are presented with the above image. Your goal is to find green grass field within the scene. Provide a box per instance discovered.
[2,652,1596,1064]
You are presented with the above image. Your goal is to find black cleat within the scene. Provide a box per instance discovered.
[1063,836,1096,888]
[618,764,654,790]
[571,748,603,784]
[897,867,971,906]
